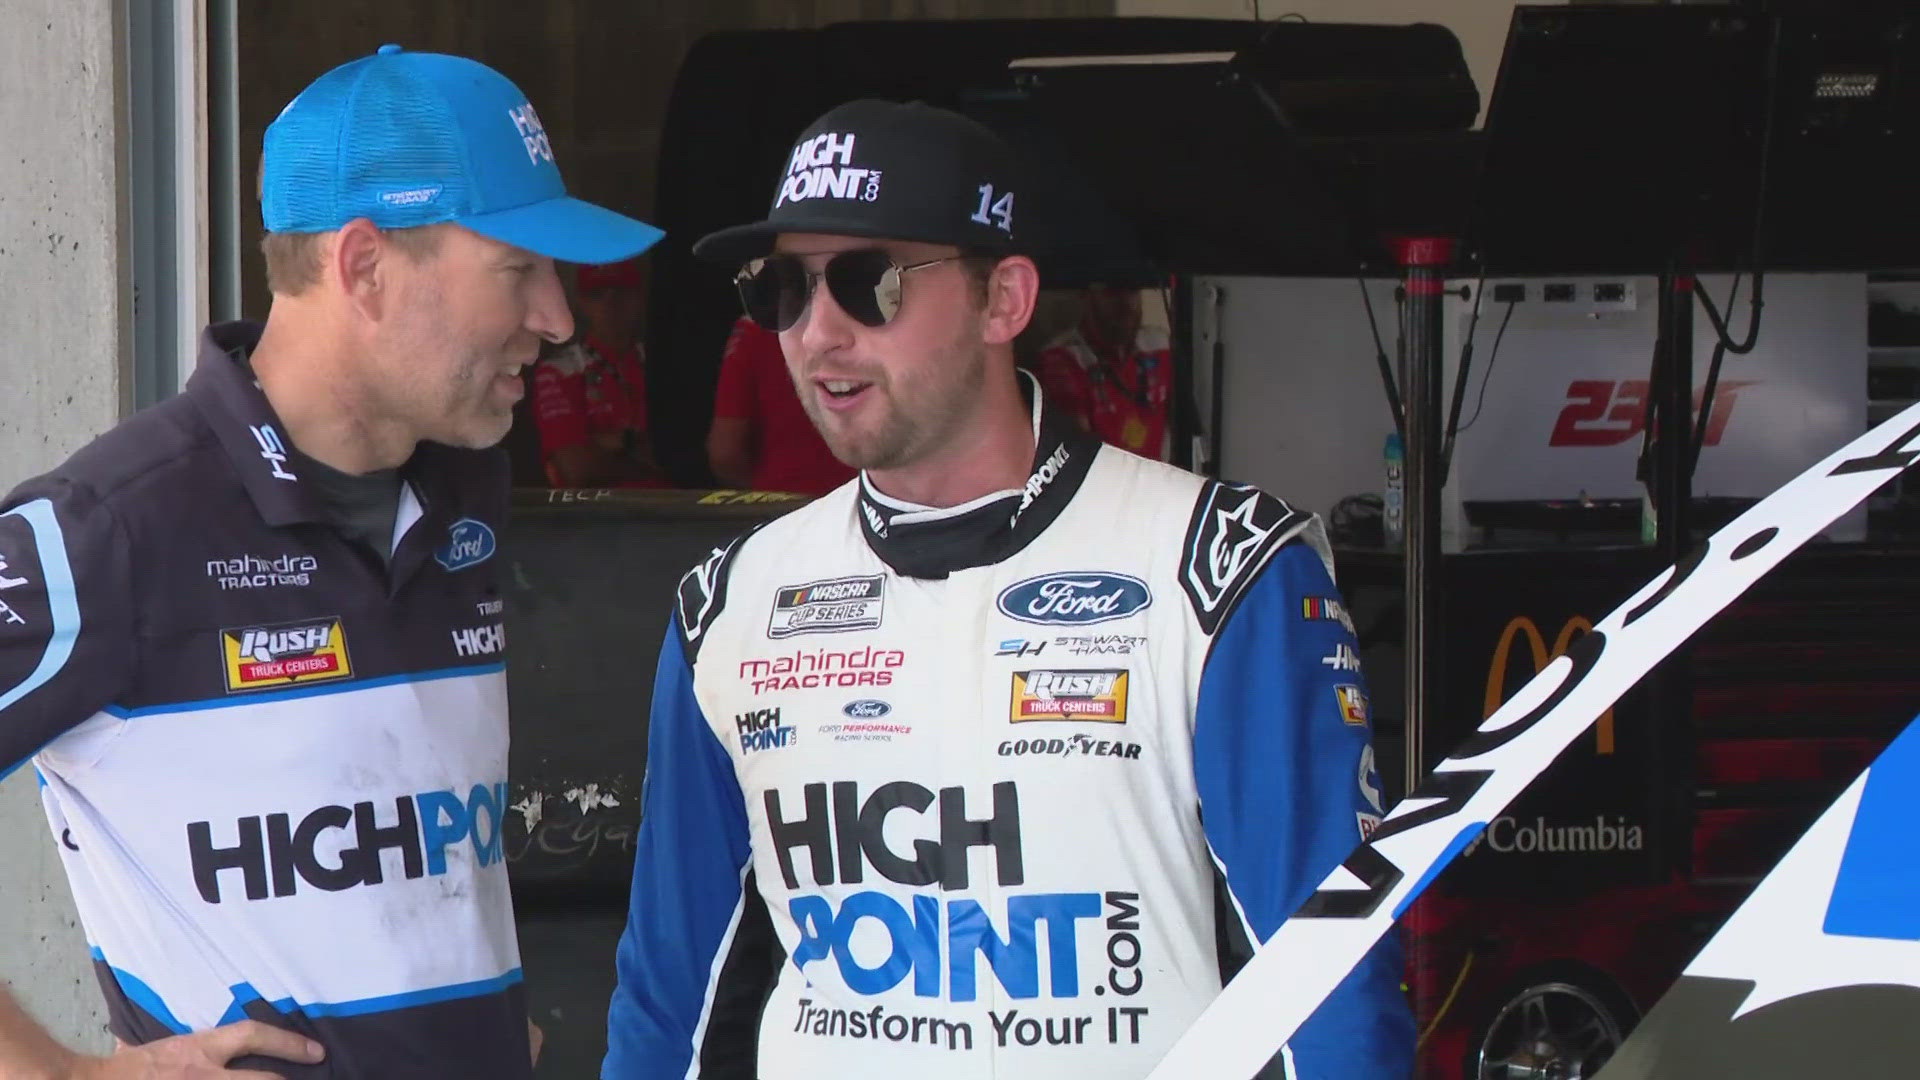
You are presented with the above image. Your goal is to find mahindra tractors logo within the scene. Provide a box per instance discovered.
[1549,379,1757,448]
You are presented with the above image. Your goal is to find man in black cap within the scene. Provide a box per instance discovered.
[603,99,1413,1079]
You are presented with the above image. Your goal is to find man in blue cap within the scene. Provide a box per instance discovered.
[0,45,659,1078]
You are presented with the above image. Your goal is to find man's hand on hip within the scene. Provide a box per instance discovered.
[65,1021,324,1079]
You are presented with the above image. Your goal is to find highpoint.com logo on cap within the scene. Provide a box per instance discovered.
[507,102,554,165]
[776,132,881,208]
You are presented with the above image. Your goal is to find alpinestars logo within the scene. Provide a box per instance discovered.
[1180,483,1310,635]
[677,529,757,660]
[222,618,352,692]
[776,132,881,209]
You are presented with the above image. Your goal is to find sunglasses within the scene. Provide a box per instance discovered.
[734,250,972,332]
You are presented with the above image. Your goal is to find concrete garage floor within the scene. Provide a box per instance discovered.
[520,910,628,1078]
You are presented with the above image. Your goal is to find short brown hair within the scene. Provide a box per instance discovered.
[260,225,445,296]
[960,253,1002,308]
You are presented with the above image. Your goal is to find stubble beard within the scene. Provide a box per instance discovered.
[802,334,988,472]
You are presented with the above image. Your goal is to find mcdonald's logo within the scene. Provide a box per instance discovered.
[1484,616,1616,755]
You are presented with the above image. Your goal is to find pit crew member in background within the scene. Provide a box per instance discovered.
[0,44,661,1079]
[602,98,1414,1079]
[531,257,668,487]
[1034,284,1173,461]
[706,314,858,495]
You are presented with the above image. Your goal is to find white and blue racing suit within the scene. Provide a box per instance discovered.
[605,391,1414,1078]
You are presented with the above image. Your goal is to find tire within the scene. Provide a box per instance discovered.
[1463,963,1640,1080]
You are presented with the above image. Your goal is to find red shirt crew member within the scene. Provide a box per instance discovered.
[706,315,857,495]
[532,258,667,487]
[1034,284,1174,461]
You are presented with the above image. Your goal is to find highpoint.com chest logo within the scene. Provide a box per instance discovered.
[767,778,1154,1041]
[776,132,881,208]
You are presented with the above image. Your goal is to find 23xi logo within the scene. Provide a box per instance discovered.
[1549,379,1757,448]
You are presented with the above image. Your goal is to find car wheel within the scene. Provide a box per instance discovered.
[1465,965,1638,1080]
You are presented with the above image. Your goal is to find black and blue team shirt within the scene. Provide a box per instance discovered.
[604,388,1416,1079]
[0,323,528,1078]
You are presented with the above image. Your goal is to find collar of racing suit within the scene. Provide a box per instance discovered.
[185,319,470,553]
[855,370,1101,580]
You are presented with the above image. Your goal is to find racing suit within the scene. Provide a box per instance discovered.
[604,383,1414,1078]
[0,323,527,1078]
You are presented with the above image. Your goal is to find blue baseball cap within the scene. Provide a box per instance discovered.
[261,44,662,265]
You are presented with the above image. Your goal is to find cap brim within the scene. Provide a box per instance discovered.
[691,220,784,265]
[460,196,664,265]
[693,214,1017,266]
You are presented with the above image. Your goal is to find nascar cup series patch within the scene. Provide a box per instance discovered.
[768,575,885,638]
[222,617,352,692]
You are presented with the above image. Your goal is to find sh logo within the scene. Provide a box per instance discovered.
[435,518,497,572]
[250,424,297,482]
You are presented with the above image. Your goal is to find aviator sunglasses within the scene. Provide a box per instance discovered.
[734,249,974,332]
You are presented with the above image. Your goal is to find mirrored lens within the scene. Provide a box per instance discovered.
[736,257,810,332]
[823,249,899,328]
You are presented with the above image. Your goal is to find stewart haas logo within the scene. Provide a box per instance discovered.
[222,618,352,692]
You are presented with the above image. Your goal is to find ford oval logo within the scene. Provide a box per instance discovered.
[434,518,497,572]
[996,572,1151,626]
[843,699,892,719]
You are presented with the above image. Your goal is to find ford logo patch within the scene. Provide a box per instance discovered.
[996,572,1151,626]
[435,518,497,572]
[843,699,892,719]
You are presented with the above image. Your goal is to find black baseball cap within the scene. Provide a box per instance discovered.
[693,99,1026,265]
